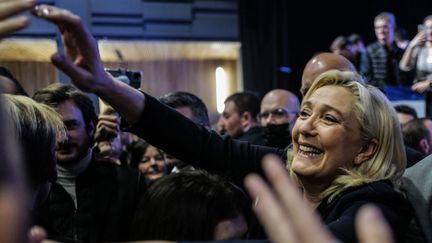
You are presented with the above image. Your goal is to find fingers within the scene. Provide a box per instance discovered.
[0,15,29,37]
[97,115,120,131]
[95,115,120,142]
[244,155,336,243]
[0,0,34,20]
[244,173,297,243]
[32,4,96,52]
[0,0,34,37]
[411,81,429,93]
[32,4,80,26]
[356,205,394,243]
[261,155,334,243]
[51,53,96,92]
[28,225,47,243]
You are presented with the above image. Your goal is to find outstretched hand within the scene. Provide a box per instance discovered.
[0,0,35,38]
[32,4,145,124]
[244,155,394,243]
[31,4,113,95]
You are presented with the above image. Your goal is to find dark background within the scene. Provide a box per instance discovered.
[239,0,432,99]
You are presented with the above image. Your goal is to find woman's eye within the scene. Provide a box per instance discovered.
[299,110,310,118]
[324,115,338,123]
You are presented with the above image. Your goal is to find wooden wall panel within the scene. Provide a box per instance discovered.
[104,59,238,123]
[0,61,58,96]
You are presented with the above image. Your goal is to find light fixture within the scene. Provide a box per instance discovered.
[215,67,228,113]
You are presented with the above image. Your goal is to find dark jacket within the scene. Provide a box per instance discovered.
[360,41,411,90]
[236,126,266,146]
[34,158,143,242]
[129,93,413,242]
[318,180,413,243]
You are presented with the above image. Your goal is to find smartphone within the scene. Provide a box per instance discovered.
[105,68,142,89]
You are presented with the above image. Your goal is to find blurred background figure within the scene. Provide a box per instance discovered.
[0,67,28,96]
[402,118,432,159]
[130,140,168,183]
[400,15,432,117]
[348,33,366,70]
[394,104,418,125]
[330,35,356,64]
[360,11,413,97]
[0,96,31,243]
[395,27,410,50]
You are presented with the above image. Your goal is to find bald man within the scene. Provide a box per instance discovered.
[260,89,300,130]
[300,52,356,96]
[259,89,300,149]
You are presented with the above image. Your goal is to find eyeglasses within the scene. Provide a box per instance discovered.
[258,108,298,119]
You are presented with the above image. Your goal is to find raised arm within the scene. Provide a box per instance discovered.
[399,31,425,71]
[32,5,144,125]
[33,5,285,180]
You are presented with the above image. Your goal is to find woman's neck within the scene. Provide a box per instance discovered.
[300,181,328,209]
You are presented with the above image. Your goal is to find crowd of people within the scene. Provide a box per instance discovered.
[1,1,432,243]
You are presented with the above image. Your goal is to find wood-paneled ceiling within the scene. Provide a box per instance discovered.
[0,39,240,62]
[98,40,240,62]
[0,39,57,61]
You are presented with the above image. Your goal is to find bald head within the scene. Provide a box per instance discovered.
[300,52,356,96]
[260,89,300,130]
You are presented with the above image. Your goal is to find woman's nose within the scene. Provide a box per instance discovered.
[297,116,317,136]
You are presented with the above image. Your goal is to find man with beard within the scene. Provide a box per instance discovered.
[33,84,142,243]
[259,89,300,149]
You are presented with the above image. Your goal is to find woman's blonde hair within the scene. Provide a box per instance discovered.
[2,94,65,186]
[288,70,406,202]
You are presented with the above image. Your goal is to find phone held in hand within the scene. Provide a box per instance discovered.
[105,68,142,89]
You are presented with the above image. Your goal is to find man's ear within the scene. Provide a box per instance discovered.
[241,111,252,124]
[419,138,430,156]
[354,138,379,166]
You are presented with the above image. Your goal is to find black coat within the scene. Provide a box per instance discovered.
[318,180,413,243]
[34,158,143,242]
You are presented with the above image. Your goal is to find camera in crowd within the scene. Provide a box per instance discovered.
[105,68,142,89]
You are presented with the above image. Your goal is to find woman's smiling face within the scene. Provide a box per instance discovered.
[291,85,364,186]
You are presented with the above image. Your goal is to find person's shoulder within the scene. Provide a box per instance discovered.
[404,155,432,178]
[403,155,432,193]
[366,41,383,52]
[336,180,407,205]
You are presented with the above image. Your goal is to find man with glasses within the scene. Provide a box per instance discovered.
[258,89,300,149]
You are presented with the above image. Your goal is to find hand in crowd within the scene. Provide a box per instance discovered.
[95,106,121,143]
[31,5,112,95]
[0,0,34,38]
[244,155,394,243]
[411,79,431,93]
[408,30,426,49]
